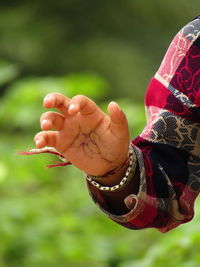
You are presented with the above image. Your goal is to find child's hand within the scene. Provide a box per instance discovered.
[34,93,130,176]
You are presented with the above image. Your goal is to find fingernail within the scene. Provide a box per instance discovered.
[69,104,76,112]
[110,101,118,106]
[110,101,120,110]
[41,119,48,127]
[35,140,40,146]
[36,140,40,146]
[44,95,51,102]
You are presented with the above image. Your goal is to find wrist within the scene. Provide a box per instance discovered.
[84,144,137,192]
[91,161,130,186]
[88,153,130,181]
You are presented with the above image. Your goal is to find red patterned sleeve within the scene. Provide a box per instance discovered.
[86,15,200,232]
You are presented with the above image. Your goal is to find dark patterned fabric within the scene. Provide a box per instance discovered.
[87,15,200,232]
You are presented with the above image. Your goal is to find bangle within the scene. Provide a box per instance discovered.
[84,145,137,192]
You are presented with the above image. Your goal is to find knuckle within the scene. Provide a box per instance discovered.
[51,92,62,97]
[72,94,86,101]
[76,94,85,98]
[43,111,52,117]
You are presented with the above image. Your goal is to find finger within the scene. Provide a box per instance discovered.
[40,111,65,131]
[43,93,70,116]
[34,131,58,149]
[107,101,130,139]
[68,95,101,116]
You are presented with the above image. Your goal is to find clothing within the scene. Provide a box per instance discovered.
[86,15,200,233]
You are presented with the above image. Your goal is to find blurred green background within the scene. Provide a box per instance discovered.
[0,0,200,266]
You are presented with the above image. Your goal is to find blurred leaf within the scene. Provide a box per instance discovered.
[0,60,20,85]
[0,1,200,265]
[0,162,7,182]
[60,72,109,99]
[0,73,108,132]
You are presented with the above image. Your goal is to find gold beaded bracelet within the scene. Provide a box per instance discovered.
[84,145,137,192]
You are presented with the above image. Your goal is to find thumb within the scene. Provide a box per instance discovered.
[107,101,130,140]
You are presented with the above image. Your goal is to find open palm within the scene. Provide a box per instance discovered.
[34,93,130,175]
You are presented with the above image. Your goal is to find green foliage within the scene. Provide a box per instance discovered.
[0,1,200,266]
[1,87,200,266]
[0,67,149,266]
[0,0,199,101]
[0,73,108,132]
[0,60,19,86]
